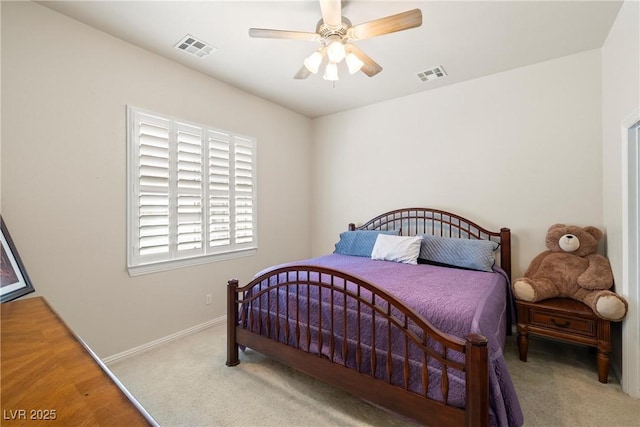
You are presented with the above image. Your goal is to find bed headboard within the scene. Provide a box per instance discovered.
[349,207,511,280]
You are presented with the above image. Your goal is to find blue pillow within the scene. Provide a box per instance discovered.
[419,234,498,272]
[334,230,400,257]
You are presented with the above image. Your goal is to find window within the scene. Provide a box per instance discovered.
[127,106,257,276]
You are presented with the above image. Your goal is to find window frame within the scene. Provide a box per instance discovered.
[126,106,257,276]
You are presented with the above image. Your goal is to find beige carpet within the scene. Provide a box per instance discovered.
[109,323,640,426]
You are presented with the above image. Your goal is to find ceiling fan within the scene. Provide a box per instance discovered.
[248,0,422,81]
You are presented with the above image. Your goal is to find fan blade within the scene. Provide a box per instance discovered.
[346,44,382,77]
[348,9,422,40]
[249,28,320,41]
[319,0,342,27]
[294,65,312,80]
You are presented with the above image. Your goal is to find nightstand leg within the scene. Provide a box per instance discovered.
[597,349,610,383]
[517,326,528,362]
[597,318,611,383]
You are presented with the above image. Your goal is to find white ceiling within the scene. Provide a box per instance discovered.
[39,1,623,118]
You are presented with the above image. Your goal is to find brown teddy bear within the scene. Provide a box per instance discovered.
[513,224,628,321]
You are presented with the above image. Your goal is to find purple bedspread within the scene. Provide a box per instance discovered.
[253,254,523,427]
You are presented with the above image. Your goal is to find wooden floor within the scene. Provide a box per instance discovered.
[1,297,155,426]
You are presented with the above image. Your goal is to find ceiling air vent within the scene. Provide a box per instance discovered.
[417,66,447,82]
[174,34,216,58]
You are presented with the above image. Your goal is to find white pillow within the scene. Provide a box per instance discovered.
[371,234,423,265]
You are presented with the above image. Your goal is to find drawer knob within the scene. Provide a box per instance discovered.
[551,318,570,328]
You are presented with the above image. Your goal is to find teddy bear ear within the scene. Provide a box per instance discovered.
[584,226,603,241]
[548,223,566,231]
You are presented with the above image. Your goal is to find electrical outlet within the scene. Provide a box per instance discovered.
[205,294,212,305]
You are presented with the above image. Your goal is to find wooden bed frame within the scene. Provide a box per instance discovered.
[227,208,511,427]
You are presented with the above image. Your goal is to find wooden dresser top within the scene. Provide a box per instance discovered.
[1,297,156,426]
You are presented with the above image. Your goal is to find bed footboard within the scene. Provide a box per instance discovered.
[226,266,489,427]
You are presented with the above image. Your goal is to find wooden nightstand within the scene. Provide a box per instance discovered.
[515,298,611,383]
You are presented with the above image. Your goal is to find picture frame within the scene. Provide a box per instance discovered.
[1,216,35,303]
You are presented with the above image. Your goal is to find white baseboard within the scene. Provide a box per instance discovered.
[103,315,226,365]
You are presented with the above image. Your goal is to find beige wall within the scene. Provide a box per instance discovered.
[0,1,2,214]
[602,0,640,397]
[311,49,603,279]
[2,2,636,389]
[1,1,312,358]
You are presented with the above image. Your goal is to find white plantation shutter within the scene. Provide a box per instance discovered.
[127,107,257,275]
[234,137,255,245]
[208,130,231,249]
[176,123,204,254]
[137,114,171,259]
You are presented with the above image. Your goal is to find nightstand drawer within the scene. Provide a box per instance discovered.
[530,310,596,336]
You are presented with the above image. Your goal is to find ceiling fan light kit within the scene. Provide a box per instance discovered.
[249,0,422,81]
[324,62,339,81]
[345,52,364,75]
[326,39,346,62]
[304,50,324,74]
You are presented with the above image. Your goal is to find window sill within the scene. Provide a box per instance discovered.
[127,248,256,277]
